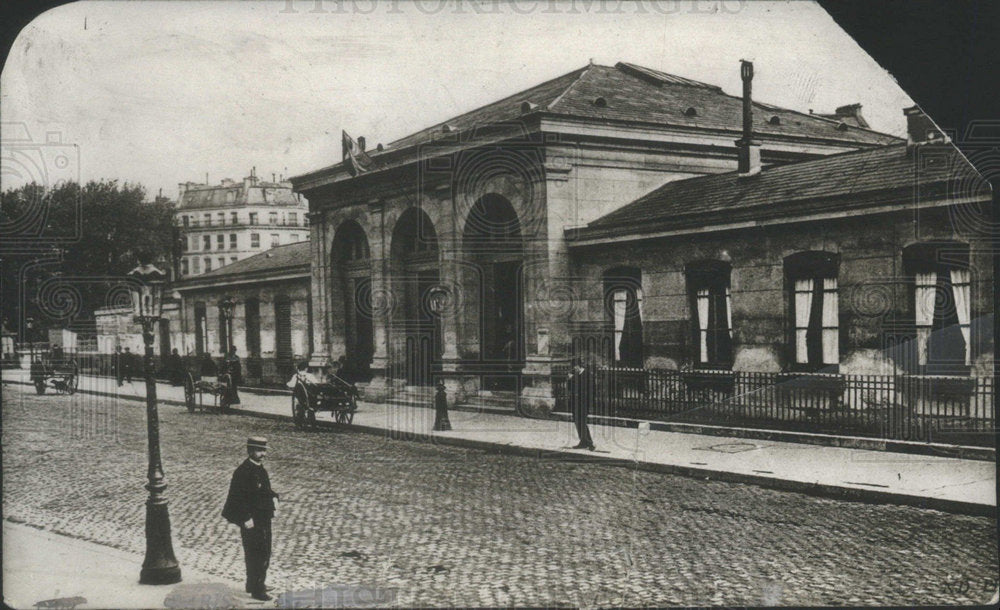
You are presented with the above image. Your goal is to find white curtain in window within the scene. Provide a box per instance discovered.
[914,272,937,365]
[725,286,733,338]
[821,277,839,364]
[612,289,626,361]
[794,278,813,364]
[950,268,971,364]
[696,288,710,363]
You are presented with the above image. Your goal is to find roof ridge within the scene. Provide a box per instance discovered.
[721,90,902,140]
[384,64,590,148]
[545,64,592,111]
[615,61,723,91]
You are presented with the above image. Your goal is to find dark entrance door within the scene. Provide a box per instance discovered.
[484,260,522,391]
[274,295,293,377]
[350,277,374,381]
[158,319,171,358]
[403,270,440,386]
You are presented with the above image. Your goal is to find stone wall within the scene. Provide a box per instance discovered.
[569,205,994,375]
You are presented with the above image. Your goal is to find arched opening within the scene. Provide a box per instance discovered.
[390,208,441,386]
[331,221,373,381]
[462,194,524,391]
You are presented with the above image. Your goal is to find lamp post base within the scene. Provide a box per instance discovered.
[139,499,182,585]
[139,565,182,585]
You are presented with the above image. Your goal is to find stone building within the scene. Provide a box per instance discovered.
[172,241,312,382]
[291,60,902,409]
[176,169,309,277]
[566,109,994,379]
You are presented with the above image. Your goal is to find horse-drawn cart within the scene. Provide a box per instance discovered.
[291,375,358,428]
[30,359,78,395]
[183,371,236,413]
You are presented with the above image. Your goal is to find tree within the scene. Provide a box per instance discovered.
[1,180,177,339]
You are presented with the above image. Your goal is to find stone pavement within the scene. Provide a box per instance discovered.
[3,520,247,609]
[3,369,994,515]
[4,381,998,607]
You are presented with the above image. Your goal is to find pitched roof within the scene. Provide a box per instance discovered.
[387,62,898,151]
[572,143,989,242]
[293,62,900,185]
[178,241,310,288]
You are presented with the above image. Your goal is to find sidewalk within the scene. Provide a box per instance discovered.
[2,520,247,609]
[3,369,996,516]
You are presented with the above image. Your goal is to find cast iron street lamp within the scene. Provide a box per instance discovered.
[128,264,182,585]
[220,296,237,353]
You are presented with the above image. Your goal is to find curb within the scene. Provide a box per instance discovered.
[253,411,996,518]
[570,413,997,462]
[5,378,995,517]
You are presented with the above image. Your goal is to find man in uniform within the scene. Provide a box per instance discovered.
[222,436,280,600]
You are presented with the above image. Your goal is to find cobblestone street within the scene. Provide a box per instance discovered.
[3,386,997,607]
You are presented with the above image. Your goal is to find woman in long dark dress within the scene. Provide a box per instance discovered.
[223,346,242,405]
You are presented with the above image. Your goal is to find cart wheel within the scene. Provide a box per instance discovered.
[35,381,46,395]
[184,373,196,413]
[292,387,308,428]
[336,409,354,425]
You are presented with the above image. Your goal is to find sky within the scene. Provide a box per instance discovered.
[1,0,914,199]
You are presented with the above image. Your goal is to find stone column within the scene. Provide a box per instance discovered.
[519,164,576,415]
[358,200,392,401]
[309,214,330,363]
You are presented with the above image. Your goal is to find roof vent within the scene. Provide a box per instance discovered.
[442,124,453,133]
[768,115,781,125]
[376,143,384,152]
[593,96,607,108]
[684,107,698,117]
[836,122,849,131]
[520,101,538,114]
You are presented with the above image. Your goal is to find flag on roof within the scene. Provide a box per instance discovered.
[342,130,375,176]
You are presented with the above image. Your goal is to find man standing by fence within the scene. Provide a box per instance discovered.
[568,358,596,451]
[113,346,125,386]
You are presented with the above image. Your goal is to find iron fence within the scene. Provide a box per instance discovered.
[582,367,994,446]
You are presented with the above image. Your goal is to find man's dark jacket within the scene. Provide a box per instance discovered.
[222,459,278,525]
[567,366,596,418]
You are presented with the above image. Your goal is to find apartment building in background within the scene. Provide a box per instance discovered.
[175,168,309,277]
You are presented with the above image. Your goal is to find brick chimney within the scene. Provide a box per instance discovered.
[904,106,947,148]
[358,136,366,152]
[735,60,761,178]
[834,103,869,128]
